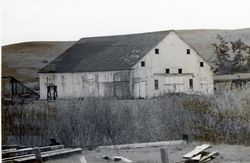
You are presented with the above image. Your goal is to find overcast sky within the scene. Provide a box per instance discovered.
[2,0,250,45]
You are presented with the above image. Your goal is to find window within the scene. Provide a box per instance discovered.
[189,79,193,89]
[178,68,182,74]
[165,68,170,74]
[141,61,145,67]
[186,49,190,54]
[154,80,159,90]
[155,48,159,54]
[200,62,204,67]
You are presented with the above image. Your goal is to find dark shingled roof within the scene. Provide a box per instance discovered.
[39,30,171,73]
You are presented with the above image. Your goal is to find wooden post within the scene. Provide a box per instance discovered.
[160,148,169,163]
[183,134,189,145]
[34,147,43,163]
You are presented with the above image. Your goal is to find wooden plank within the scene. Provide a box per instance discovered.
[2,145,64,158]
[14,148,82,162]
[2,148,17,153]
[191,154,202,161]
[98,140,185,150]
[200,151,219,162]
[183,144,210,159]
[2,145,26,150]
[2,149,68,162]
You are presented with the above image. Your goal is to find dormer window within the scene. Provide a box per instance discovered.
[155,48,159,54]
[187,49,190,54]
[141,61,145,67]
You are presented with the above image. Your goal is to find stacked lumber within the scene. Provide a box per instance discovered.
[2,145,82,163]
[182,144,219,162]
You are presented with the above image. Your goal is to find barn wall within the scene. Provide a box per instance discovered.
[39,70,131,99]
[132,31,214,98]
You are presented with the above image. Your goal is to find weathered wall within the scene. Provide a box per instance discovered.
[132,31,214,98]
[39,31,214,99]
[39,70,131,99]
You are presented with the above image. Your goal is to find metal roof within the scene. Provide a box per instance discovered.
[39,30,171,73]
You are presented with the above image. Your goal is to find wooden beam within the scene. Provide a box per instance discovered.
[98,140,185,150]
[14,148,82,162]
[183,144,210,159]
[2,145,64,158]
[200,151,219,162]
[2,149,67,162]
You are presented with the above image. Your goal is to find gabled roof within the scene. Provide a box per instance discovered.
[39,30,171,73]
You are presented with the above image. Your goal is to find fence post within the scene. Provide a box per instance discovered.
[160,148,169,163]
[34,147,42,162]
[182,134,189,145]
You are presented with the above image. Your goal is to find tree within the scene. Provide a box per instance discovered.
[231,39,248,72]
[211,35,232,74]
[212,35,250,74]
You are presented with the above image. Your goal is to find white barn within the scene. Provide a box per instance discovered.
[39,30,214,99]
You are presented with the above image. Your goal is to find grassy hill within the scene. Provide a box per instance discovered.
[2,28,250,92]
[2,41,75,92]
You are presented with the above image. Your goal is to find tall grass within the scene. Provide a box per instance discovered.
[2,87,250,147]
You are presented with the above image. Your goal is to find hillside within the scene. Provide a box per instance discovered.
[2,28,250,92]
[177,28,250,64]
[2,41,75,92]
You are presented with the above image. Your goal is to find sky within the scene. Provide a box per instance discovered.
[1,0,250,45]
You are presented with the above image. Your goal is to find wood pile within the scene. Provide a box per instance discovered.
[2,145,82,163]
[182,144,219,162]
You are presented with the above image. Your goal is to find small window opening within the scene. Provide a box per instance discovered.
[189,79,193,89]
[154,80,159,90]
[165,68,170,74]
[141,61,145,67]
[155,48,159,54]
[187,49,190,54]
[200,62,204,67]
[178,68,182,74]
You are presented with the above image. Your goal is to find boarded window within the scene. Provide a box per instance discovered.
[200,62,204,67]
[187,49,190,54]
[141,61,145,67]
[189,79,193,89]
[165,68,170,74]
[154,80,159,90]
[155,48,159,54]
[178,68,182,74]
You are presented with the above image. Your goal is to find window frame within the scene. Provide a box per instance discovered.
[178,68,182,74]
[141,61,145,67]
[200,62,204,67]
[155,48,159,54]
[189,79,193,89]
[154,80,159,90]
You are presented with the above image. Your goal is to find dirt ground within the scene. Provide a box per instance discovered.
[81,142,250,163]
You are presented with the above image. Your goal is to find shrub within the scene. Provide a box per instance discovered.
[2,87,250,147]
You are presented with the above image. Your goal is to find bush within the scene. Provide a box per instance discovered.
[2,87,250,147]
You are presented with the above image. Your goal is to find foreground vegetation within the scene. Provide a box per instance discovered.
[2,87,250,147]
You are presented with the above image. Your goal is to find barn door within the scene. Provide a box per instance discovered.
[133,82,146,99]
